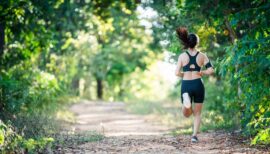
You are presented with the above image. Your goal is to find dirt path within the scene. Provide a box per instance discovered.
[69,100,169,136]
[60,101,268,154]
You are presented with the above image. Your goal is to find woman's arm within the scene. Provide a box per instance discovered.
[175,55,184,77]
[200,54,214,76]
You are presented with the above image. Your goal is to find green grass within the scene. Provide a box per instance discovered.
[169,127,193,135]
[200,110,240,132]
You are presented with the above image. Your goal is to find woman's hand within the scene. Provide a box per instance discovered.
[199,68,214,76]
[198,71,204,77]
[176,71,184,77]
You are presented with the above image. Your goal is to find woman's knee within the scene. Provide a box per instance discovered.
[193,110,201,116]
[193,103,203,116]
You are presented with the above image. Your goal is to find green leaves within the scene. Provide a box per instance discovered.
[0,122,6,146]
[220,16,270,146]
[0,120,54,153]
[251,128,270,145]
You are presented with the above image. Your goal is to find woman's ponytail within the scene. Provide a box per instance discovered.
[176,27,189,49]
[176,27,198,49]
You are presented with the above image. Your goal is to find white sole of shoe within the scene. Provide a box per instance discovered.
[191,139,198,143]
[182,93,191,108]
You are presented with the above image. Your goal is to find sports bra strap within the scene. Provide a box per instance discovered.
[186,51,191,57]
[183,51,201,72]
[195,51,199,57]
[186,51,199,57]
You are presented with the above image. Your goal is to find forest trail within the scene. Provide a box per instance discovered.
[61,101,266,154]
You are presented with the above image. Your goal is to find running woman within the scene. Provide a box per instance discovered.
[175,27,214,143]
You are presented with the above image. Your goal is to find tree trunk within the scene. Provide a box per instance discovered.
[118,87,125,99]
[71,77,80,96]
[96,77,103,99]
[0,22,5,57]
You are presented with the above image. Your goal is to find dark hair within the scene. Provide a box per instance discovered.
[176,27,198,49]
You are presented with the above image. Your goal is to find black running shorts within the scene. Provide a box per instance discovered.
[181,78,205,103]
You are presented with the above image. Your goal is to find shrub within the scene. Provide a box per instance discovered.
[0,120,54,153]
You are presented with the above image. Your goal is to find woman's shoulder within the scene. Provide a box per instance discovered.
[179,50,188,56]
[178,52,188,60]
[197,51,208,58]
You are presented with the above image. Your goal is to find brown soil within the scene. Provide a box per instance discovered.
[57,101,269,154]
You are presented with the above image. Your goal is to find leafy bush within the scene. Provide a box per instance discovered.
[0,63,61,115]
[220,32,270,145]
[251,128,270,145]
[0,120,54,153]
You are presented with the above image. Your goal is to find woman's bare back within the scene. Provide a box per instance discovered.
[179,51,206,80]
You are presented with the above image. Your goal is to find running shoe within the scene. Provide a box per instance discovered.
[182,93,191,108]
[191,136,198,143]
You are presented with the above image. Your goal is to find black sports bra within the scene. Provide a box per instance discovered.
[183,51,201,72]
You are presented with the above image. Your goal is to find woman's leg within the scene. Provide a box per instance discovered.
[192,103,203,136]
[181,93,193,117]
[182,105,193,117]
